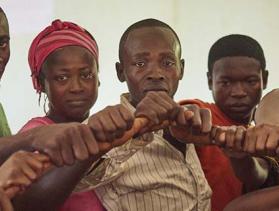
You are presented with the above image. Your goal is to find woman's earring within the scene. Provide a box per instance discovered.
[43,94,48,115]
[38,92,42,106]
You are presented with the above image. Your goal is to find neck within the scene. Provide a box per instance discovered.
[47,111,89,124]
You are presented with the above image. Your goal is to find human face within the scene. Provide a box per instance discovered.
[0,12,10,79]
[116,27,184,107]
[42,46,99,123]
[208,56,268,124]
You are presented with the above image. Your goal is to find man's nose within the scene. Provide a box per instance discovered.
[146,65,165,81]
[231,82,247,98]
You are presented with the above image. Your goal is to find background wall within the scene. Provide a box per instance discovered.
[1,0,278,132]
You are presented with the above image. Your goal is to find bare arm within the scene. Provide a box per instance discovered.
[12,157,96,211]
[0,123,99,166]
[13,105,137,211]
[224,185,279,211]
[0,133,33,165]
[229,155,269,191]
[212,125,273,191]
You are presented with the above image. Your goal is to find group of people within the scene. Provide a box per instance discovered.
[0,6,278,211]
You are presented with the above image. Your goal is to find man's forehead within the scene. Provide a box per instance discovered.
[213,57,261,74]
[127,26,175,42]
[124,27,179,55]
[0,13,9,36]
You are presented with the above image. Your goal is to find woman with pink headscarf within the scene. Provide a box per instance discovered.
[17,19,105,211]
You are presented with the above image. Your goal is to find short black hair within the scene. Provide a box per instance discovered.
[118,18,181,62]
[208,34,266,75]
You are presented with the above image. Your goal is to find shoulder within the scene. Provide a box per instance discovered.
[19,117,54,133]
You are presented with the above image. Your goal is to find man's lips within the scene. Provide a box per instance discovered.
[143,87,168,93]
[228,104,250,112]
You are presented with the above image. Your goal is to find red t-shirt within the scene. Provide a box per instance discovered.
[180,99,244,211]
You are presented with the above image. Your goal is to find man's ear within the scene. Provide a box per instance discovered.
[179,59,185,80]
[262,69,268,89]
[116,62,125,82]
[207,72,213,90]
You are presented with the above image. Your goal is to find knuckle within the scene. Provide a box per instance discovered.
[246,148,254,154]
[165,104,174,113]
[117,122,127,130]
[245,129,252,139]
[266,142,276,151]
[46,141,59,150]
[15,150,26,156]
[76,153,87,161]
[43,148,56,157]
[9,169,19,178]
[117,104,125,110]
[189,104,198,111]
[104,105,113,110]
[192,121,202,127]
[90,123,102,132]
[255,144,264,151]
[200,108,210,114]
[106,126,117,134]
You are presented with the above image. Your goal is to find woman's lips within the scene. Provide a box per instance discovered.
[67,100,88,107]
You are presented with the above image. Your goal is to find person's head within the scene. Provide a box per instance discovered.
[207,34,268,124]
[29,19,99,123]
[116,18,184,106]
[0,7,10,79]
[254,89,279,126]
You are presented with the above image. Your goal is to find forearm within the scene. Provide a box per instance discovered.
[12,157,96,211]
[0,132,33,164]
[230,155,269,191]
[224,185,279,211]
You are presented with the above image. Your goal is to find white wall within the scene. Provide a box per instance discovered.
[1,0,278,132]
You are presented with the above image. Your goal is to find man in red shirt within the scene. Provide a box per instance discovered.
[180,34,269,211]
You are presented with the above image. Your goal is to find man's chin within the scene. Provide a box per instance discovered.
[228,112,251,124]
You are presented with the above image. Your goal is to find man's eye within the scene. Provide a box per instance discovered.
[81,72,94,79]
[247,79,258,85]
[165,60,175,67]
[135,61,145,67]
[0,41,8,48]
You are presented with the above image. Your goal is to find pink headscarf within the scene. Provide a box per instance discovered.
[28,19,99,93]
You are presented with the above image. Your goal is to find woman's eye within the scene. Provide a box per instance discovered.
[56,75,68,81]
[220,81,230,86]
